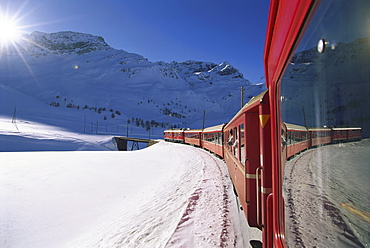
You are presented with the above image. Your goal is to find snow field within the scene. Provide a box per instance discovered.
[284,140,370,247]
[0,117,116,151]
[0,141,259,247]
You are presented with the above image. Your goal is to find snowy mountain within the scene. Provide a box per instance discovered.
[0,31,265,145]
[281,37,370,137]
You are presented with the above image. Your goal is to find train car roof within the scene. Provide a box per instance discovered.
[164,129,185,133]
[332,127,362,131]
[184,129,203,133]
[285,123,307,131]
[226,90,268,127]
[203,124,225,133]
[307,127,331,131]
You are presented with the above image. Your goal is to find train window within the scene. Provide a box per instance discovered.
[233,127,238,159]
[226,129,233,152]
[217,132,222,146]
[280,1,370,247]
[240,124,245,165]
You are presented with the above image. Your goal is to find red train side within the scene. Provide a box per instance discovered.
[184,129,202,147]
[308,127,331,147]
[223,90,272,245]
[347,128,362,142]
[164,129,185,143]
[285,123,309,159]
[332,127,362,143]
[201,124,224,157]
[164,119,362,248]
[164,0,367,247]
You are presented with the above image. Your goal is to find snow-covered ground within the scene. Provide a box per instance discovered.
[0,117,116,152]
[0,53,262,247]
[284,140,370,248]
[0,139,261,247]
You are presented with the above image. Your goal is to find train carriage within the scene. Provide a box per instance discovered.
[285,123,309,159]
[201,124,224,157]
[308,127,331,147]
[331,127,349,143]
[163,130,173,142]
[223,90,272,236]
[332,127,362,143]
[184,129,202,147]
[347,127,362,142]
[163,129,185,143]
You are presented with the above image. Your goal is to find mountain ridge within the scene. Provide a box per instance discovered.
[0,31,264,137]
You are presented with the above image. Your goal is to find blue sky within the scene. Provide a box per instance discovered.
[3,0,270,83]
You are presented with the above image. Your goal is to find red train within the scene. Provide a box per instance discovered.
[165,0,368,247]
[164,92,362,246]
[164,129,185,143]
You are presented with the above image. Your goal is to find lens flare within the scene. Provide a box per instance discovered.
[0,18,20,44]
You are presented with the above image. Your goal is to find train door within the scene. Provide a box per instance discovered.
[258,92,272,246]
[244,105,261,227]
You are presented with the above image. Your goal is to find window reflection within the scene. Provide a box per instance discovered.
[280,0,370,247]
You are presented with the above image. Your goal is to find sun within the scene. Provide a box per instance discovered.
[0,17,21,45]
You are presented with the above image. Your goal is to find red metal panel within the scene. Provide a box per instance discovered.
[331,131,347,143]
[224,148,246,208]
[245,107,261,227]
[173,131,185,143]
[201,127,224,157]
[202,141,223,157]
[348,129,362,141]
[164,131,174,141]
[185,137,200,146]
[264,1,318,247]
[258,92,272,246]
[184,131,202,146]
[264,0,315,88]
[224,91,272,231]
[287,141,309,158]
[223,113,249,219]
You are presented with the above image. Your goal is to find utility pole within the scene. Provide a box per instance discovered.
[202,110,206,129]
[240,86,245,108]
[12,106,17,124]
[302,106,307,127]
[12,106,19,131]
[167,114,172,129]
[83,114,86,133]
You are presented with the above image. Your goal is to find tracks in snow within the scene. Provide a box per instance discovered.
[165,148,239,248]
[65,142,243,248]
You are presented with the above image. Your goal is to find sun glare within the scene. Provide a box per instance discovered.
[0,17,20,45]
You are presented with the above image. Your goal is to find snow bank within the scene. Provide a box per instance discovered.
[0,141,259,247]
[0,117,116,151]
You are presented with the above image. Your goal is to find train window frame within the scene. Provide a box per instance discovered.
[233,127,238,158]
[239,123,245,165]
[277,0,370,247]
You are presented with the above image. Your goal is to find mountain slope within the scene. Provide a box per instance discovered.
[281,37,370,137]
[0,31,265,141]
